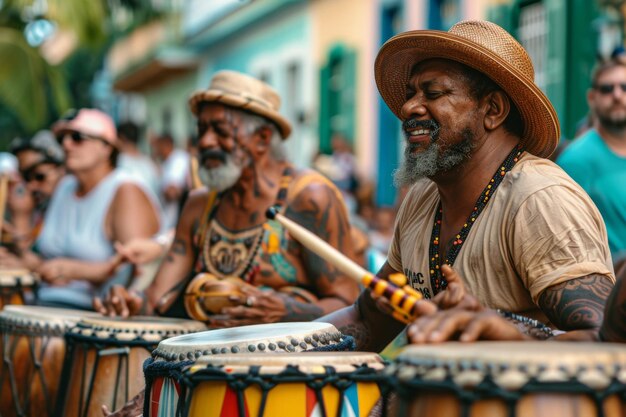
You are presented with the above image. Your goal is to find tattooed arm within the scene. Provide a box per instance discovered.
[321,262,410,352]
[600,270,626,343]
[283,175,360,317]
[94,189,207,316]
[538,274,613,341]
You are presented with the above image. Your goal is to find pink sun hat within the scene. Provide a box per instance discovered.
[52,109,118,147]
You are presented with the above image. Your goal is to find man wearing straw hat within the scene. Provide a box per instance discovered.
[324,20,615,350]
[95,70,360,328]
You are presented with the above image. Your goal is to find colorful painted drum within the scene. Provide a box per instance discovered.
[182,351,386,417]
[0,306,96,417]
[386,341,626,417]
[0,268,38,308]
[145,322,355,417]
[57,316,206,417]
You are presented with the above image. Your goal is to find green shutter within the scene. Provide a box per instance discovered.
[341,47,357,147]
[319,63,331,154]
[318,44,358,154]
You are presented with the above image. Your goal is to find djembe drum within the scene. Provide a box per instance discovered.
[181,351,386,417]
[0,306,96,417]
[0,269,38,309]
[144,322,356,417]
[386,342,626,417]
[56,316,206,417]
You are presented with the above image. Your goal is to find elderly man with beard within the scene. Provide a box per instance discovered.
[557,57,626,273]
[322,21,615,352]
[94,70,359,328]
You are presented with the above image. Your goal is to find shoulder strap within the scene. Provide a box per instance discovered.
[193,190,219,252]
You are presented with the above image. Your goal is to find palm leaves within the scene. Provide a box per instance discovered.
[0,0,115,138]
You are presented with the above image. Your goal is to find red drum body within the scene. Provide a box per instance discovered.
[386,342,626,417]
[145,321,355,417]
[57,316,206,417]
[0,306,93,417]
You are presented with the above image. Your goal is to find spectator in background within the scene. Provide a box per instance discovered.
[2,131,65,254]
[117,121,161,198]
[28,109,160,310]
[151,133,190,230]
[557,56,626,271]
[313,133,359,213]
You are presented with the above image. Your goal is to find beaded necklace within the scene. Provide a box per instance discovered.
[200,166,293,283]
[428,145,524,294]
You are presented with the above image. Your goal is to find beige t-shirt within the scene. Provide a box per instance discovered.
[388,153,615,323]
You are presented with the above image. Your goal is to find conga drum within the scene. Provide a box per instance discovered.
[145,322,356,417]
[0,306,95,417]
[0,269,37,308]
[57,316,206,417]
[386,342,626,417]
[181,351,386,417]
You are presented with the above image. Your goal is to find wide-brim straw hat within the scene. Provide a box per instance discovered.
[375,20,560,158]
[189,70,292,139]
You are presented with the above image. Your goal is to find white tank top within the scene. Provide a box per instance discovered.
[36,170,159,309]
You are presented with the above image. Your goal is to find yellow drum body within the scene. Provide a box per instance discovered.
[58,316,205,417]
[185,352,385,417]
[0,306,93,417]
[387,342,626,417]
[146,321,351,417]
[0,269,37,308]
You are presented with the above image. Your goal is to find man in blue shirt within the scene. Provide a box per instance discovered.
[557,57,626,269]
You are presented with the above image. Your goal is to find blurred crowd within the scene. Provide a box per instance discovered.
[0,106,397,311]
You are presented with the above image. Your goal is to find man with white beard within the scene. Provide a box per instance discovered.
[95,70,359,327]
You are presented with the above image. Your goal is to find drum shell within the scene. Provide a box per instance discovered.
[58,316,206,417]
[0,269,38,309]
[386,342,626,417]
[182,352,386,417]
[0,306,89,417]
[145,322,353,417]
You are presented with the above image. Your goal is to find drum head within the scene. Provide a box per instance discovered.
[393,341,626,390]
[153,322,343,361]
[0,305,98,333]
[68,315,206,343]
[190,351,385,375]
[0,268,38,286]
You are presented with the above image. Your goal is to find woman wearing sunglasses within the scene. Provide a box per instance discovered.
[28,109,161,310]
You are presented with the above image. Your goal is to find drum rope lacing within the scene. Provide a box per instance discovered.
[387,356,626,417]
[142,334,357,417]
[178,360,387,417]
[428,145,524,294]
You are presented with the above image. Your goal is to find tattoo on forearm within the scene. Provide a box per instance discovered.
[538,274,613,331]
[600,276,626,342]
[283,297,323,321]
[166,238,187,262]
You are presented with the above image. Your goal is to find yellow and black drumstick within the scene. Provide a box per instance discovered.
[266,207,423,323]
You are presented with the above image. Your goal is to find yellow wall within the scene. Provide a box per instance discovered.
[309,0,377,179]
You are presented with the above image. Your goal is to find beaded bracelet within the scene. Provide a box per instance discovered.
[496,309,554,340]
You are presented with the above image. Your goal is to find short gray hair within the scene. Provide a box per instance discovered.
[238,111,286,161]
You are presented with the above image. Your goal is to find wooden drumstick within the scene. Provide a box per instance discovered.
[266,207,423,323]
[190,156,203,190]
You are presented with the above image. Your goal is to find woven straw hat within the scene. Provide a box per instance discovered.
[189,70,292,139]
[375,20,560,158]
